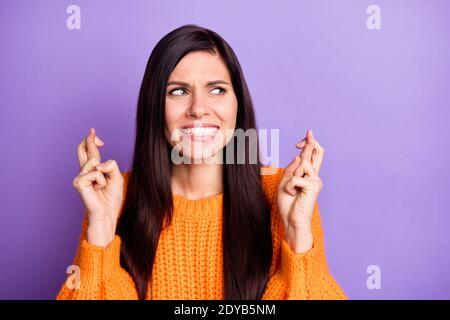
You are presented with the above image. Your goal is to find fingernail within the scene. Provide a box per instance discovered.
[95,136,104,145]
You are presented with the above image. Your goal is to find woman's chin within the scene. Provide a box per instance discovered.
[182,155,219,164]
[178,140,222,162]
[181,148,222,164]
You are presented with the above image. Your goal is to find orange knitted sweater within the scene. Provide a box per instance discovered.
[56,167,347,300]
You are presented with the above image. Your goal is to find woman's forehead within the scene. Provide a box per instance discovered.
[169,51,231,83]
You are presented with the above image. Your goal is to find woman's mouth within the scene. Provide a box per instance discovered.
[180,125,219,142]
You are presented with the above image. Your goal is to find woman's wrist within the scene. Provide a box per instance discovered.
[285,224,313,254]
[87,219,116,247]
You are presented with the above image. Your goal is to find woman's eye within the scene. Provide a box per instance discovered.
[169,88,187,96]
[210,87,226,95]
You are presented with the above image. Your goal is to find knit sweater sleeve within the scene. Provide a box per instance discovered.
[56,173,139,300]
[260,167,347,300]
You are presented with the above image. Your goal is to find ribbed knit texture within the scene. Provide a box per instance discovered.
[56,167,347,300]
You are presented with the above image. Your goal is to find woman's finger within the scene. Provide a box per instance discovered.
[295,138,306,148]
[312,140,325,175]
[294,157,319,179]
[300,129,316,163]
[77,129,105,168]
[73,170,107,191]
[284,175,322,196]
[95,159,123,182]
[95,135,105,146]
[282,155,302,180]
[80,157,101,175]
[77,139,89,169]
[86,128,102,162]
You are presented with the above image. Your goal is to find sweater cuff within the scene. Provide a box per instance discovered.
[279,239,317,299]
[78,235,122,281]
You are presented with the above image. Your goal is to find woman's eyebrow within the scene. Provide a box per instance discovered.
[167,81,190,87]
[206,80,230,86]
[166,80,230,87]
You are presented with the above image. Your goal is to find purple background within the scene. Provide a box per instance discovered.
[1,0,449,299]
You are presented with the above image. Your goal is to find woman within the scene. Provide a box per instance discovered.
[57,24,347,300]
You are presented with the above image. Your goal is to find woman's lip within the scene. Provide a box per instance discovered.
[181,123,219,129]
[179,126,219,142]
[184,134,216,142]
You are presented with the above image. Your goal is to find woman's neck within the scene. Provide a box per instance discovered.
[171,163,223,200]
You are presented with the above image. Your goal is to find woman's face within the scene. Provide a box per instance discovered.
[165,50,238,163]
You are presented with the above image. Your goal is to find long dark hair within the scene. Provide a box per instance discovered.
[116,24,273,300]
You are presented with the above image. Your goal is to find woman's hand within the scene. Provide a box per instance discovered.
[277,129,325,253]
[72,128,124,247]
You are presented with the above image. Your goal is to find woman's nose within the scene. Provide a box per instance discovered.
[187,92,209,118]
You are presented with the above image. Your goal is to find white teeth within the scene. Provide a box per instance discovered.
[181,127,218,136]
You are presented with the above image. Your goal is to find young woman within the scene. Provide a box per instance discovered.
[57,24,347,300]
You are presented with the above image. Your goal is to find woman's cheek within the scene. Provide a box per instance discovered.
[164,115,179,146]
[215,97,237,121]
